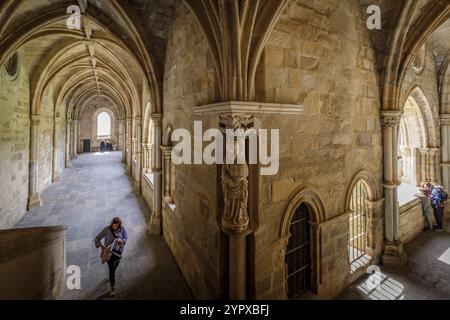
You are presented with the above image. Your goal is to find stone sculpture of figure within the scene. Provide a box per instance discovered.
[100,140,106,153]
[221,160,250,233]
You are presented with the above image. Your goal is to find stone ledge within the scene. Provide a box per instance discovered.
[193,101,303,115]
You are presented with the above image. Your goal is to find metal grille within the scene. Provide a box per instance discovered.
[348,181,368,264]
[285,203,311,299]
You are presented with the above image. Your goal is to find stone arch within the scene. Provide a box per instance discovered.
[164,125,174,147]
[280,186,326,297]
[398,86,438,186]
[344,170,381,272]
[93,108,115,140]
[345,170,380,209]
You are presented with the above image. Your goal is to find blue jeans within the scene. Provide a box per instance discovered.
[107,254,121,289]
[433,207,444,230]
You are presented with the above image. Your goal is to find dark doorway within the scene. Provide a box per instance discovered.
[285,203,312,299]
[83,139,91,153]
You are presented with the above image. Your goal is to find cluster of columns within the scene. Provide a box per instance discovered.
[440,114,450,193]
[148,114,163,235]
[381,111,407,267]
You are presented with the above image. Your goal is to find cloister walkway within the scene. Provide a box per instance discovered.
[16,152,192,300]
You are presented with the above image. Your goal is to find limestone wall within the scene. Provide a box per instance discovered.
[162,3,223,299]
[253,0,384,299]
[0,226,66,299]
[79,104,119,152]
[399,200,426,244]
[142,175,154,213]
[0,54,30,228]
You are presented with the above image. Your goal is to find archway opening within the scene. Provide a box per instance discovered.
[348,180,372,273]
[285,203,312,299]
[397,93,428,205]
[97,112,111,139]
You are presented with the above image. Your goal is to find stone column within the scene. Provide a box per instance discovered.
[441,115,450,192]
[429,148,441,185]
[220,114,254,300]
[142,143,152,174]
[133,118,142,194]
[118,120,126,161]
[126,119,132,173]
[65,119,72,168]
[28,115,43,209]
[52,118,62,183]
[366,199,385,259]
[148,113,163,235]
[161,146,174,203]
[73,120,79,159]
[381,111,407,267]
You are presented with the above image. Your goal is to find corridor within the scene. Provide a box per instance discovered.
[16,152,192,300]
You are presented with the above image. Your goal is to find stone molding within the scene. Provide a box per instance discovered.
[193,101,303,115]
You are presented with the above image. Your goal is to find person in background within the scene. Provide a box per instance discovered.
[94,217,128,297]
[100,140,106,153]
[431,185,448,231]
[416,184,433,232]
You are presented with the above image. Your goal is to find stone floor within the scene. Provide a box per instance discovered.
[338,220,450,300]
[16,152,192,300]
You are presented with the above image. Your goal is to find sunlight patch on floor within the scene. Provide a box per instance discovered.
[438,248,450,265]
[356,272,405,300]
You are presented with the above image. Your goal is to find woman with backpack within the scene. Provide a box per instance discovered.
[431,186,448,231]
[94,217,128,297]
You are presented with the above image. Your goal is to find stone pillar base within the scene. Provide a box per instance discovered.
[132,181,141,194]
[52,175,60,183]
[148,213,162,235]
[65,161,72,168]
[381,241,407,268]
[28,194,43,210]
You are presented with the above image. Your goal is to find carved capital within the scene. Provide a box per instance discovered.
[219,114,254,133]
[440,114,450,126]
[160,146,172,159]
[151,113,162,127]
[381,111,402,128]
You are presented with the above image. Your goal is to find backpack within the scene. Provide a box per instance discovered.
[435,187,448,208]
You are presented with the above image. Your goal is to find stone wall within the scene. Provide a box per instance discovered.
[0,226,66,299]
[162,3,223,299]
[253,0,384,299]
[399,200,427,244]
[79,104,119,152]
[0,55,30,228]
[142,175,154,213]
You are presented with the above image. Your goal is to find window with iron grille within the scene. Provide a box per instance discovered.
[348,181,369,266]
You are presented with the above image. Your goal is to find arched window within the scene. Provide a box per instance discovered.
[348,180,370,272]
[97,112,111,138]
[285,203,312,298]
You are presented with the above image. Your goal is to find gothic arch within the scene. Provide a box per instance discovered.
[164,125,174,147]
[280,186,327,297]
[401,86,438,148]
[345,170,380,210]
[281,186,326,238]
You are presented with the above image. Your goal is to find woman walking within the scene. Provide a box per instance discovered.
[94,217,128,297]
